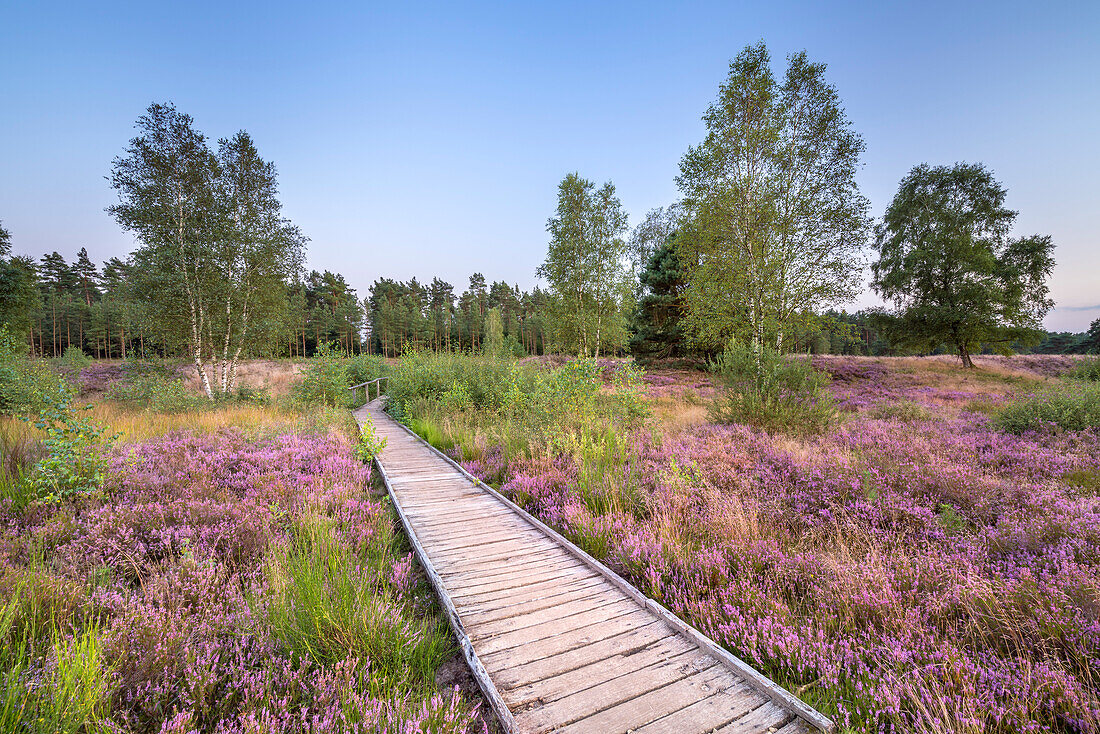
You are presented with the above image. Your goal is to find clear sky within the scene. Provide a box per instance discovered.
[2,0,1097,330]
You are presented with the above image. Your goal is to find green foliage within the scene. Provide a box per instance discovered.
[994,381,1100,434]
[105,372,204,413]
[872,163,1055,367]
[256,513,451,697]
[0,222,39,344]
[234,384,271,405]
[709,341,836,433]
[0,328,70,417]
[630,236,688,361]
[676,42,869,352]
[58,347,92,370]
[538,173,632,357]
[293,343,351,408]
[28,399,116,504]
[387,349,516,417]
[1067,356,1100,382]
[109,103,306,399]
[354,418,387,463]
[345,354,387,388]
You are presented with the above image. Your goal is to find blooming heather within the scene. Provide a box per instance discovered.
[456,358,1100,733]
[0,428,485,734]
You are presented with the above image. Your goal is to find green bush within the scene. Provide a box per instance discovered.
[293,344,352,408]
[994,381,1100,433]
[345,354,387,388]
[386,349,517,417]
[105,372,204,413]
[29,399,117,504]
[0,329,70,417]
[708,341,836,433]
[1067,356,1100,382]
[57,347,92,370]
[234,384,271,405]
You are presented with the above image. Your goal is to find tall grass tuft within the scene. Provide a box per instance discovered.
[0,587,114,733]
[257,513,453,699]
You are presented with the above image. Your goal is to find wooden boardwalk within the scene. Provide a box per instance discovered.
[355,401,833,734]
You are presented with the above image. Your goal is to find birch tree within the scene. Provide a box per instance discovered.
[538,173,630,357]
[109,103,304,398]
[676,43,870,353]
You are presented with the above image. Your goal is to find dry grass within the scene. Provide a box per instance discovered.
[179,359,306,396]
[89,402,300,442]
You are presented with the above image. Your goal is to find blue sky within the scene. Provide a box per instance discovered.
[2,0,1097,330]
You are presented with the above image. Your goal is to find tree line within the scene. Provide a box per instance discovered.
[366,275,548,358]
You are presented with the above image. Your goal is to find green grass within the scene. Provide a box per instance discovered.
[255,513,453,699]
[0,586,114,734]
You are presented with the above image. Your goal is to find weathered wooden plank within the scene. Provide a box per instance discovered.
[631,688,769,733]
[460,577,612,624]
[488,620,673,689]
[501,634,697,709]
[554,665,744,734]
[511,651,716,733]
[465,590,625,640]
[474,598,642,656]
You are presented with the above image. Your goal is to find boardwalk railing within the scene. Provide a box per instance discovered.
[349,376,388,404]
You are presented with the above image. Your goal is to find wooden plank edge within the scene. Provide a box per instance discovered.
[366,433,520,734]
[371,401,836,734]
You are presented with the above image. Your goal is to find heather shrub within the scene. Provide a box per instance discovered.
[709,341,836,432]
[995,381,1100,433]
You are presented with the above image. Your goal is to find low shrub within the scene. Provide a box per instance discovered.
[345,354,388,389]
[29,399,117,504]
[292,344,353,408]
[387,349,516,415]
[105,372,204,413]
[58,347,92,370]
[995,381,1100,433]
[0,329,70,417]
[709,341,836,433]
[1067,356,1100,382]
[870,400,932,422]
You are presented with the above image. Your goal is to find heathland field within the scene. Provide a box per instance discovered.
[388,352,1100,733]
[2,350,1099,733]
